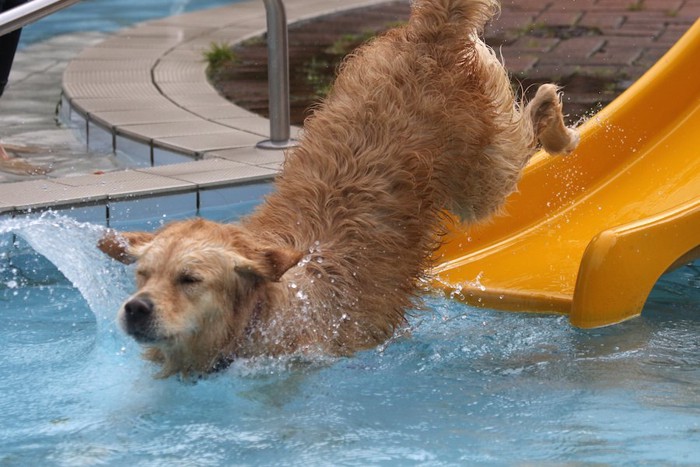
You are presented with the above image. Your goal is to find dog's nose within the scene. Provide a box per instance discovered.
[122,296,156,342]
[124,296,154,321]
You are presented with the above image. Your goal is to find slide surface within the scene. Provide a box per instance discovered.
[433,20,700,328]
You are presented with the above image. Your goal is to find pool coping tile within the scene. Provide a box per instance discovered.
[116,120,233,139]
[156,130,265,153]
[69,96,176,113]
[53,170,196,199]
[0,179,109,212]
[139,158,277,186]
[91,108,200,128]
[185,105,260,120]
[203,147,286,167]
[63,59,157,72]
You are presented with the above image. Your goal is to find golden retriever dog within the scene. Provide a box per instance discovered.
[99,0,578,378]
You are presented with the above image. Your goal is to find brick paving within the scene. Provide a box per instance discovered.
[494,0,697,73]
[490,0,698,118]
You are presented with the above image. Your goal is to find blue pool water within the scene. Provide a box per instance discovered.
[1,206,699,465]
[19,0,243,46]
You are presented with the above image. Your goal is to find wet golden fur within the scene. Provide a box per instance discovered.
[98,0,578,378]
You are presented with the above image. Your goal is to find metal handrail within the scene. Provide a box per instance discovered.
[256,0,298,150]
[1,0,298,150]
[0,0,82,37]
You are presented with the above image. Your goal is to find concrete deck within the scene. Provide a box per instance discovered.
[0,0,389,224]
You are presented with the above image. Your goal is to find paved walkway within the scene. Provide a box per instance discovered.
[0,0,697,221]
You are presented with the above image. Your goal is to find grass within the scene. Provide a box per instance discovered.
[627,0,645,12]
[203,42,239,75]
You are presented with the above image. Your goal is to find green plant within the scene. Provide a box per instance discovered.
[304,56,334,98]
[203,42,238,73]
[325,30,377,55]
[627,0,644,12]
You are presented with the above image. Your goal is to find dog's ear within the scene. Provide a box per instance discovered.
[235,247,303,282]
[98,230,155,264]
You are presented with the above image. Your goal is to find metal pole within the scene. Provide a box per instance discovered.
[256,0,298,150]
[0,0,82,36]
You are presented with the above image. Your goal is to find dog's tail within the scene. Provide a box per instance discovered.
[407,0,500,43]
[525,84,580,155]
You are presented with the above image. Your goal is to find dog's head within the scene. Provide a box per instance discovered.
[98,218,302,375]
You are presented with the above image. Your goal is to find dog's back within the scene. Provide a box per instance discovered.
[243,0,578,352]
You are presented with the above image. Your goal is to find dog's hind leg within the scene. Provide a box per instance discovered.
[526,84,580,155]
[441,81,579,223]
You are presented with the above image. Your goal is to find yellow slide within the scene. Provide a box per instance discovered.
[433,19,700,328]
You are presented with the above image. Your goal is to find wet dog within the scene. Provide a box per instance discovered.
[99,0,578,378]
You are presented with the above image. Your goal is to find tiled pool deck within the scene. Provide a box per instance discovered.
[0,0,388,224]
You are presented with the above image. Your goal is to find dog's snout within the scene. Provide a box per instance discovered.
[125,296,154,321]
[122,296,157,342]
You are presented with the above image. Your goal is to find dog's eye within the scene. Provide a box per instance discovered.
[136,269,150,280]
[177,273,202,285]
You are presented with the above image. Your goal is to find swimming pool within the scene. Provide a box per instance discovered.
[1,201,699,465]
[4,0,699,464]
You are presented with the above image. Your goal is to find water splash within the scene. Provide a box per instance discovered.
[0,212,133,347]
